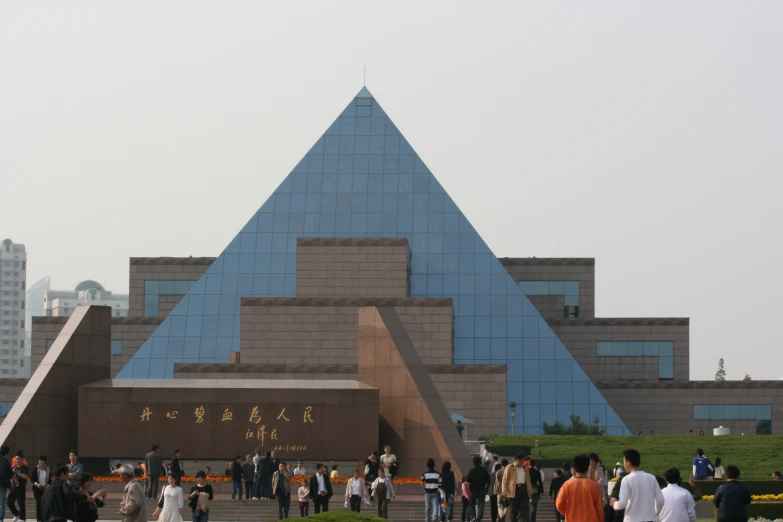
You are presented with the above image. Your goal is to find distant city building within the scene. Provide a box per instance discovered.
[25,277,51,377]
[0,239,26,377]
[43,280,128,318]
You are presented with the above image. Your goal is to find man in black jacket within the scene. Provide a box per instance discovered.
[528,459,545,522]
[0,445,13,522]
[466,456,491,522]
[714,465,751,522]
[41,466,79,522]
[170,450,183,487]
[258,452,272,500]
[144,445,163,499]
[33,455,52,522]
[309,464,333,514]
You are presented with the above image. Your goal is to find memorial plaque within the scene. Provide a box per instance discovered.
[78,379,379,460]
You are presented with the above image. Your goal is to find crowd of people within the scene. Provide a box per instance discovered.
[418,447,755,522]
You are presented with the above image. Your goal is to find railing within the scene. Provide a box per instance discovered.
[464,440,482,455]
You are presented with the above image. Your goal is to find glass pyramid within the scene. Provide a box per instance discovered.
[119,88,629,435]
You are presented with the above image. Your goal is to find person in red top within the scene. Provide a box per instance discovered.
[556,454,604,522]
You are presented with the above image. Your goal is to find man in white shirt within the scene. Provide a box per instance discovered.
[659,468,696,522]
[610,449,665,522]
[293,462,306,477]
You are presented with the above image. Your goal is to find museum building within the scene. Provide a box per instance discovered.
[1,87,782,468]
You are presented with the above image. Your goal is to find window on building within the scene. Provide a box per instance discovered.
[21,261,25,270]
[46,339,55,351]
[111,340,123,355]
[694,404,772,421]
[596,341,675,379]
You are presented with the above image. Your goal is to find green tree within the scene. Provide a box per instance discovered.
[715,358,726,381]
[543,414,606,435]
[743,373,752,381]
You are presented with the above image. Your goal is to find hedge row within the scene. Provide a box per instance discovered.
[696,481,783,495]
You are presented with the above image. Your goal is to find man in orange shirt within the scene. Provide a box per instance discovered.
[556,454,604,522]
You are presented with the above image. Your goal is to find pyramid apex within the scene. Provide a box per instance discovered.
[356,86,372,98]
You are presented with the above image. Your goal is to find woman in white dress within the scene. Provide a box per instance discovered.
[379,446,397,479]
[153,474,185,522]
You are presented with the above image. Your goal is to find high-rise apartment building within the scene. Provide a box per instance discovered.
[0,239,26,377]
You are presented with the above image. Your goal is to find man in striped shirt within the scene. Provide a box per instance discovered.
[421,458,442,522]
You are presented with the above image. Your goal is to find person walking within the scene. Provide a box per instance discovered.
[152,475,184,522]
[421,458,442,522]
[8,450,30,522]
[713,458,725,480]
[372,468,395,520]
[169,451,183,488]
[293,462,306,478]
[440,461,458,522]
[501,453,533,522]
[488,463,501,522]
[117,464,147,522]
[145,446,163,500]
[460,477,471,522]
[258,452,273,500]
[345,470,368,513]
[610,449,665,522]
[713,466,751,522]
[297,480,310,518]
[272,462,293,520]
[242,456,254,501]
[610,471,628,522]
[67,451,84,490]
[251,448,263,500]
[72,473,107,522]
[309,464,333,514]
[32,455,51,522]
[549,469,566,522]
[528,459,544,522]
[380,446,397,479]
[467,455,491,522]
[659,468,696,522]
[0,445,13,522]
[555,454,604,522]
[188,471,213,522]
[41,466,80,522]
[229,456,243,501]
[365,451,381,488]
[692,449,714,481]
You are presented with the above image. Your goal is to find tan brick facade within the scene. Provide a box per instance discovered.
[128,257,213,318]
[296,238,409,298]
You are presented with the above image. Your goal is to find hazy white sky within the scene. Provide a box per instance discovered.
[2,1,781,380]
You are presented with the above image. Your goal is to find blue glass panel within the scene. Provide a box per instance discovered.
[740,405,757,420]
[725,405,742,420]
[628,342,644,356]
[758,404,772,420]
[709,405,726,419]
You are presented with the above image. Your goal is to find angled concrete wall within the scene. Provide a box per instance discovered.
[0,305,111,459]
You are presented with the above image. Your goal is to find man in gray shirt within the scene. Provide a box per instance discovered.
[144,445,162,500]
[67,450,83,488]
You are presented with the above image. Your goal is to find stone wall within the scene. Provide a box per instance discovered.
[296,238,409,298]
[128,257,214,318]
[240,298,453,365]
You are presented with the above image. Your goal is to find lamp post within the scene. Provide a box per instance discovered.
[508,402,517,436]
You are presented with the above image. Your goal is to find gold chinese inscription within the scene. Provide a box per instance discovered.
[221,408,233,421]
[140,407,152,422]
[257,425,267,445]
[277,408,290,422]
[245,429,254,440]
[249,406,262,424]
[166,411,178,419]
[273,445,307,452]
[303,406,313,423]
[271,429,278,440]
[194,406,205,423]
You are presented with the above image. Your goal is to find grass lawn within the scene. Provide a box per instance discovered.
[487,434,783,480]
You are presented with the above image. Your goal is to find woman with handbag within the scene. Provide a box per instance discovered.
[380,446,397,479]
[344,470,368,513]
[153,474,185,522]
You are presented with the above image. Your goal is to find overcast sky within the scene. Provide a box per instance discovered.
[2,1,781,380]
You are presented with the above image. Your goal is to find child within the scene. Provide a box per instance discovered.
[298,482,310,518]
[549,469,566,522]
[460,476,470,522]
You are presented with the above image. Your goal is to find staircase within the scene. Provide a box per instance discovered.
[10,496,562,521]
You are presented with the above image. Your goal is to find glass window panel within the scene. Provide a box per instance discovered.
[564,295,579,306]
[739,404,755,420]
[532,281,549,295]
[643,342,659,356]
[628,342,644,356]
[519,281,535,295]
[709,405,726,420]
[758,405,772,420]
[540,382,557,404]
[540,360,556,381]
[597,342,612,356]
[612,342,628,356]
[659,342,674,357]
[549,281,565,295]
[725,405,742,420]
[658,357,674,379]
[564,281,579,296]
